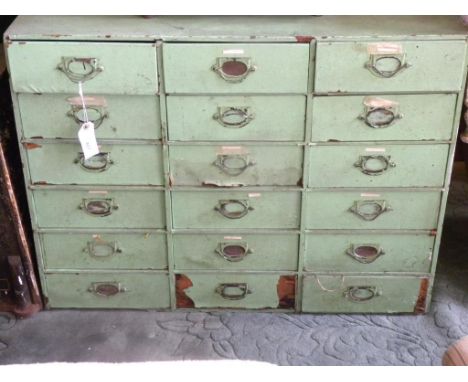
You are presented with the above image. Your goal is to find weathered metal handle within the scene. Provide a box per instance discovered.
[215,283,252,300]
[79,198,118,217]
[346,244,385,264]
[214,199,253,219]
[57,57,104,83]
[349,200,392,221]
[359,107,402,129]
[354,155,396,176]
[215,242,252,262]
[212,57,256,83]
[365,55,409,78]
[213,107,255,128]
[84,241,122,258]
[74,152,114,172]
[344,286,381,302]
[67,105,109,128]
[213,154,255,176]
[87,282,126,297]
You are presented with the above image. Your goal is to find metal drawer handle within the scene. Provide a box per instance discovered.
[212,57,256,83]
[215,283,252,300]
[349,200,392,221]
[346,244,385,264]
[74,152,114,172]
[214,199,253,219]
[213,107,255,128]
[215,242,253,262]
[79,198,118,217]
[354,155,396,176]
[84,241,122,258]
[57,57,104,83]
[358,107,402,129]
[213,154,255,176]
[344,286,381,302]
[365,55,409,78]
[87,282,126,297]
[67,105,109,128]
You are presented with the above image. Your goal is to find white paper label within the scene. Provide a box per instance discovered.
[88,190,108,195]
[223,49,244,55]
[248,193,261,198]
[361,193,381,198]
[78,121,99,160]
[224,236,242,240]
[365,147,386,153]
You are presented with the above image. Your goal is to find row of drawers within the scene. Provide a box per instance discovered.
[18,93,457,141]
[7,41,466,94]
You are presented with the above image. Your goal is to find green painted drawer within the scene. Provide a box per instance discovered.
[173,234,299,271]
[167,95,306,141]
[305,191,441,230]
[172,191,301,229]
[163,43,309,93]
[308,144,448,188]
[41,232,167,270]
[315,40,466,92]
[8,41,158,94]
[45,272,170,309]
[304,233,434,273]
[176,273,296,309]
[312,94,457,142]
[27,143,164,186]
[302,275,428,313]
[33,188,166,229]
[169,145,303,186]
[18,94,161,140]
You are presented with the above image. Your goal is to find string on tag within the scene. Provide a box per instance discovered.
[78,81,89,124]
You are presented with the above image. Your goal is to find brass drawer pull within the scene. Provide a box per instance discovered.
[67,105,109,128]
[215,283,252,300]
[344,286,381,302]
[346,244,385,264]
[359,107,402,129]
[365,55,409,78]
[213,107,255,128]
[214,199,253,219]
[79,198,118,217]
[213,154,255,176]
[74,152,114,172]
[349,200,392,221]
[212,57,256,83]
[57,56,104,83]
[88,282,126,297]
[84,241,122,258]
[215,242,252,262]
[354,155,396,176]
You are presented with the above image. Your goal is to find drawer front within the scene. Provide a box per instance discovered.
[302,275,427,313]
[27,143,164,186]
[169,145,303,186]
[315,40,466,92]
[45,273,170,309]
[306,191,441,230]
[8,41,158,94]
[304,233,434,273]
[33,189,166,228]
[176,273,296,309]
[41,232,168,270]
[172,191,301,229]
[167,95,306,141]
[19,94,161,140]
[308,145,448,188]
[312,94,457,142]
[173,234,299,271]
[163,43,309,93]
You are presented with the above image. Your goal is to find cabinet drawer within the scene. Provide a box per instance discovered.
[173,234,299,271]
[302,275,428,313]
[8,41,158,95]
[167,95,306,141]
[41,232,167,270]
[312,94,457,142]
[169,145,303,186]
[304,233,434,273]
[33,188,166,229]
[18,94,161,140]
[172,191,301,229]
[305,191,441,230]
[308,145,448,188]
[163,43,309,93]
[45,272,170,309]
[176,273,296,309]
[27,143,164,186]
[315,40,466,92]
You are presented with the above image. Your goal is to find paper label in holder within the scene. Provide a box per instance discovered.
[78,121,99,160]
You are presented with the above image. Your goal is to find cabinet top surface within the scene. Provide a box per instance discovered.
[4,16,468,42]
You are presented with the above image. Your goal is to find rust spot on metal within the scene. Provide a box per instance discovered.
[18,41,26,45]
[23,143,41,150]
[414,278,430,314]
[277,275,296,309]
[430,229,438,236]
[175,274,194,308]
[30,136,44,139]
[295,35,314,43]
[296,177,303,187]
[33,181,49,185]
[105,35,111,38]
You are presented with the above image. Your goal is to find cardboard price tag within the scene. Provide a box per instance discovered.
[78,121,99,160]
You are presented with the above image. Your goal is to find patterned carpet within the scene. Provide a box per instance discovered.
[1,166,467,366]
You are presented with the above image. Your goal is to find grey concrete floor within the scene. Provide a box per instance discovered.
[1,165,467,366]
